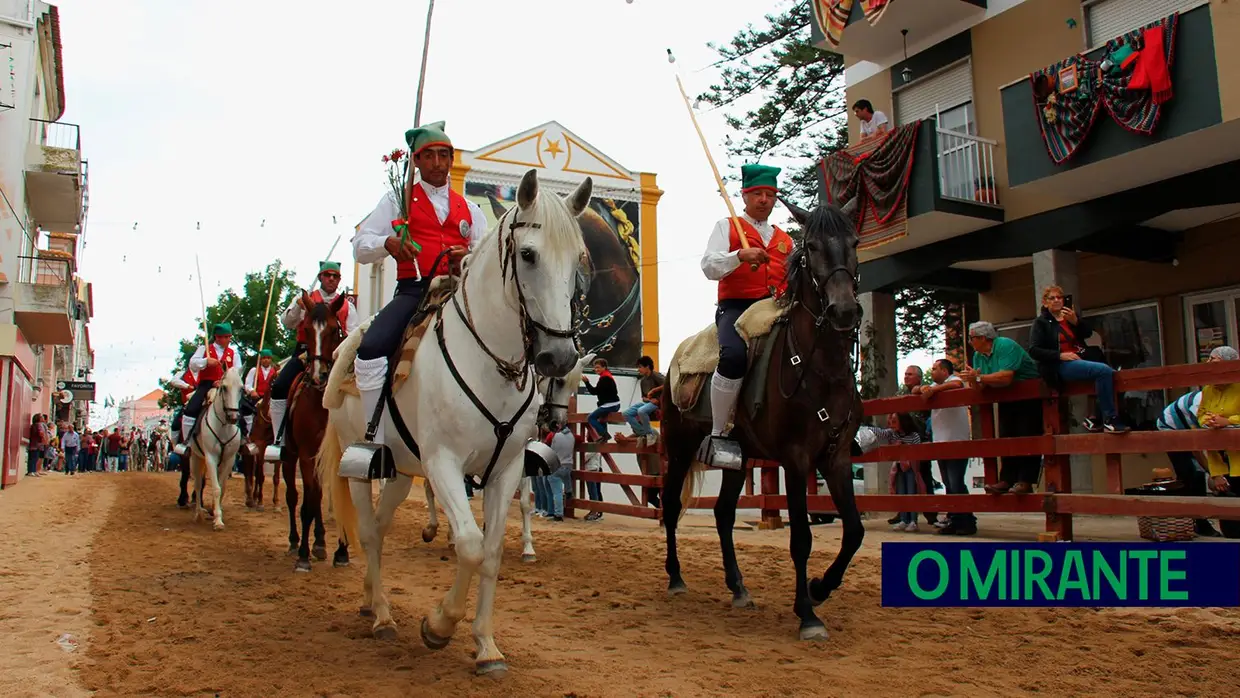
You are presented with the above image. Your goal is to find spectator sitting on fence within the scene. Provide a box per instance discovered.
[1156,383,1222,537]
[581,358,622,443]
[1198,345,1240,496]
[872,413,925,532]
[616,356,665,448]
[959,321,1045,496]
[921,358,976,535]
[1028,285,1130,433]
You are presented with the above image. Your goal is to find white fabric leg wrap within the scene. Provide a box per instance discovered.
[354,356,389,391]
[268,398,287,445]
[181,417,196,442]
[709,372,744,437]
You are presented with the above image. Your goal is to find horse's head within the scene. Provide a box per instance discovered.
[780,197,861,333]
[298,291,345,389]
[505,168,592,378]
[537,351,595,432]
[218,367,244,425]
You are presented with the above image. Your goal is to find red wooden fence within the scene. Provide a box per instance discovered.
[563,360,1240,539]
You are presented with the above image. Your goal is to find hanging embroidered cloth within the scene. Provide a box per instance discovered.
[820,120,919,251]
[814,0,892,47]
[1031,12,1178,164]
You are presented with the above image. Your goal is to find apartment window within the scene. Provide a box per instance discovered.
[1084,0,1204,49]
[1184,287,1240,363]
[893,59,974,128]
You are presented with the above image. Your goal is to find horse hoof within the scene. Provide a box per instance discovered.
[799,622,829,641]
[732,592,755,609]
[294,560,311,573]
[667,582,688,597]
[521,554,536,564]
[312,546,328,561]
[254,505,264,512]
[475,660,509,678]
[421,528,436,543]
[333,556,350,568]
[359,606,374,618]
[420,617,451,650]
[212,521,225,531]
[373,624,398,642]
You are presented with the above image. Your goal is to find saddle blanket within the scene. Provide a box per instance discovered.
[667,297,787,422]
[325,276,458,409]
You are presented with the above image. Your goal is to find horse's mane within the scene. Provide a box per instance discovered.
[475,186,588,266]
[778,204,855,309]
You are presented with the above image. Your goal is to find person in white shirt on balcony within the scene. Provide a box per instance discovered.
[853,99,889,141]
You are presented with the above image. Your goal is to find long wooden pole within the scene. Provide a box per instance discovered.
[257,261,280,354]
[673,73,758,271]
[413,0,436,129]
[194,255,210,351]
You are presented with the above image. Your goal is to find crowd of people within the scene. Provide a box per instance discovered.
[26,416,170,476]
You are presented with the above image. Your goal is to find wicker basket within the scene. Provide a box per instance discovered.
[1137,516,1196,542]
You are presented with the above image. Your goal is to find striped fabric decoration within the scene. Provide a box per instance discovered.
[814,0,893,47]
[820,120,920,251]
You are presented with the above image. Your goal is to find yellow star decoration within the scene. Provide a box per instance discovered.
[544,139,563,159]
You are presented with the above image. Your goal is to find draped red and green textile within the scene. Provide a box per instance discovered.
[1031,12,1179,164]
[820,120,919,251]
[814,0,892,47]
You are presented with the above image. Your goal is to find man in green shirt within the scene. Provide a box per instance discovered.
[958,321,1044,495]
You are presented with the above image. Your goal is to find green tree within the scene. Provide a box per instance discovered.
[157,261,301,411]
[699,0,957,357]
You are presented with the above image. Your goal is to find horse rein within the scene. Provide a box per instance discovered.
[192,384,240,458]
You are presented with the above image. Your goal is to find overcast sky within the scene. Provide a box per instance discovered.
[54,0,928,427]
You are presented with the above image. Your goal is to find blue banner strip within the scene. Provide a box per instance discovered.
[881,542,1240,607]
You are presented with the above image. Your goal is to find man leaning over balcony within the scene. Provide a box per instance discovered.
[958,321,1044,495]
[853,99,889,142]
[1155,381,1222,537]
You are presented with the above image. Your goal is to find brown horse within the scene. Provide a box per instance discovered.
[241,395,278,510]
[283,291,348,572]
[660,199,864,641]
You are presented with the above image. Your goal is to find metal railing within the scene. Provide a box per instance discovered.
[936,128,1000,206]
[17,254,72,286]
[28,118,81,151]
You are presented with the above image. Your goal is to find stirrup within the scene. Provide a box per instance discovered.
[339,442,396,481]
[696,434,744,471]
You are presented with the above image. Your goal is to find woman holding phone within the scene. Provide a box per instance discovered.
[1028,285,1129,433]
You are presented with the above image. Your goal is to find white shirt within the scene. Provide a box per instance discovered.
[188,342,235,374]
[700,214,780,281]
[244,365,276,392]
[280,290,362,335]
[859,110,889,138]
[352,183,488,265]
[929,375,970,443]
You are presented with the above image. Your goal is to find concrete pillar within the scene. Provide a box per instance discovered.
[858,291,897,495]
[1031,250,1093,493]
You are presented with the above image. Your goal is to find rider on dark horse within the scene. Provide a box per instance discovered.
[698,164,795,467]
[267,261,360,447]
[349,121,485,451]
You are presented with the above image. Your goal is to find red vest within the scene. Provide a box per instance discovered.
[180,368,199,402]
[254,365,275,397]
[199,343,236,382]
[296,290,352,342]
[401,183,471,281]
[717,219,793,302]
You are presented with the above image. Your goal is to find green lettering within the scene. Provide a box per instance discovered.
[961,550,1005,601]
[1023,550,1054,601]
[1010,549,1020,600]
[908,551,949,600]
[1092,550,1126,600]
[1159,550,1189,601]
[1129,550,1158,600]
[1057,550,1090,601]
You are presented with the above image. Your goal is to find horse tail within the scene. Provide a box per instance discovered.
[315,424,359,550]
[678,460,705,524]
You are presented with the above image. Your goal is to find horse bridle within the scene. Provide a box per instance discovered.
[192,384,240,457]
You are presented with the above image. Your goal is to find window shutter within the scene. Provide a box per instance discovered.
[1085,0,1198,48]
[893,61,973,126]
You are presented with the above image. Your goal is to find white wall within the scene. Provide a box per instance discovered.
[0,14,43,324]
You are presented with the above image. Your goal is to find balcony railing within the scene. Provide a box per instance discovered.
[29,118,80,151]
[17,253,72,286]
[936,128,1000,206]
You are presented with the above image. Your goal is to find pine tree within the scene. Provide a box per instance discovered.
[699,0,961,357]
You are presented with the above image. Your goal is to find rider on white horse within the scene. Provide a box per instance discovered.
[350,121,486,456]
[182,323,239,443]
[268,262,360,448]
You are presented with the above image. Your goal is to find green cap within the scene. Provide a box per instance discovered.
[259,349,273,358]
[319,261,341,274]
[741,164,781,193]
[405,121,453,156]
[213,322,232,336]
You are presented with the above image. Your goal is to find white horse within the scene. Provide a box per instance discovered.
[318,169,590,676]
[420,352,596,563]
[189,367,244,531]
